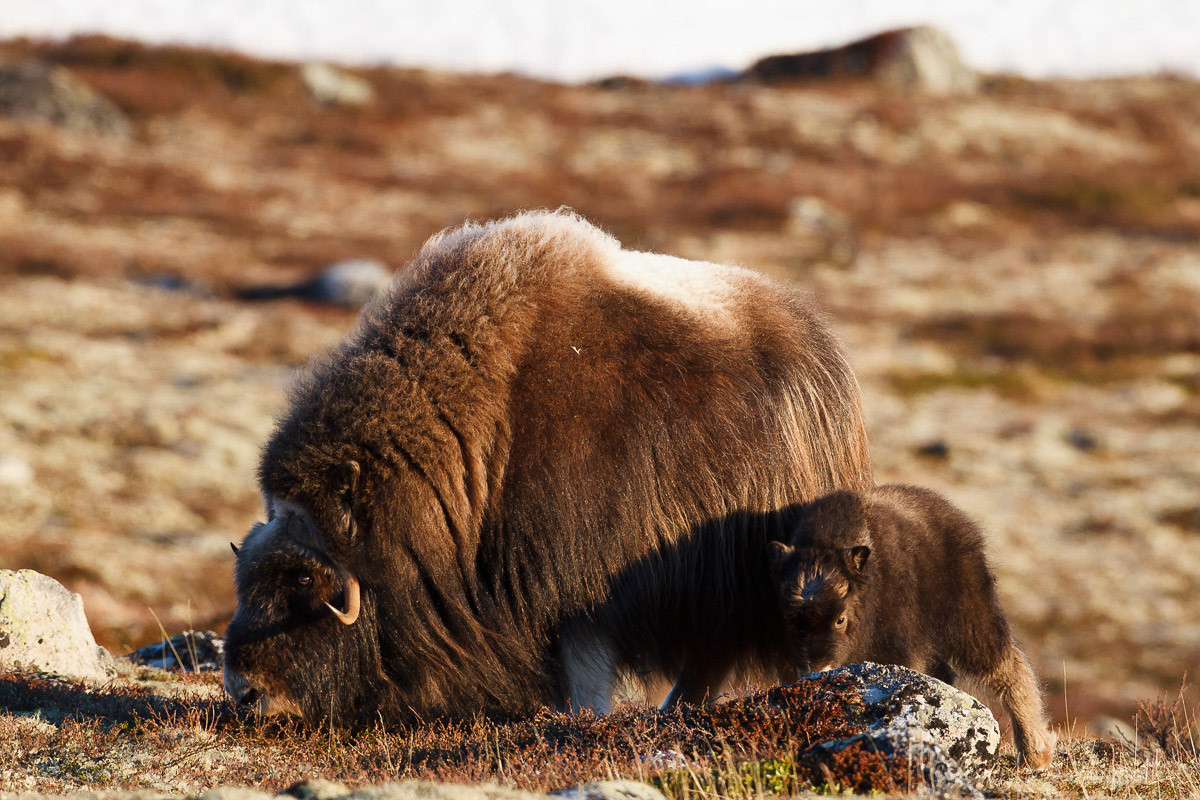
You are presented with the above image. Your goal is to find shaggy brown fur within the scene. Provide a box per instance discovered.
[769,484,1057,768]
[223,210,872,722]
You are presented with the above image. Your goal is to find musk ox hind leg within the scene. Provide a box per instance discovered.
[974,643,1057,769]
[559,622,618,714]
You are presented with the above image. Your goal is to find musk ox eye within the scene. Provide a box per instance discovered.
[834,615,847,629]
[295,574,312,587]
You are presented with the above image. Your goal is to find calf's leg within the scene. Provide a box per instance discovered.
[661,655,731,710]
[974,643,1057,768]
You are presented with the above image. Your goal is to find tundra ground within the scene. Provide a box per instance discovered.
[1,669,1198,798]
[1,35,1199,797]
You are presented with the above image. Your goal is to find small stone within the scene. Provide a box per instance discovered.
[307,259,391,307]
[283,779,352,800]
[916,440,950,460]
[1090,715,1138,751]
[933,201,997,233]
[301,63,376,107]
[637,749,688,769]
[551,781,667,800]
[1064,428,1100,452]
[126,630,224,672]
[0,455,33,488]
[199,789,275,800]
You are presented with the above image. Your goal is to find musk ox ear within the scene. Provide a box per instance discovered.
[330,460,360,508]
[844,546,870,576]
[767,541,794,578]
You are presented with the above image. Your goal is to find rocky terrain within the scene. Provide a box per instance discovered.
[1,32,1199,797]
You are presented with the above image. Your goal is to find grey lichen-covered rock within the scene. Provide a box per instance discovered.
[0,59,132,136]
[127,629,223,672]
[550,781,667,800]
[807,662,1000,797]
[0,569,114,682]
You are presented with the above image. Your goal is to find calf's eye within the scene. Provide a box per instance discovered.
[296,574,312,587]
[834,615,847,629]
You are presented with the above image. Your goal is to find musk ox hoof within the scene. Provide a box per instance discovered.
[1019,727,1058,770]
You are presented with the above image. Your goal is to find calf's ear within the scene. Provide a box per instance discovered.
[768,541,794,577]
[844,546,870,576]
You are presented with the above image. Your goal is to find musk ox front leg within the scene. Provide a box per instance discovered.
[558,622,618,714]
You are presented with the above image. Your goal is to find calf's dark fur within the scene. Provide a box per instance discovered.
[769,484,1056,768]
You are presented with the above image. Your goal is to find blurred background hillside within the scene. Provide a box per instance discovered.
[1,2,1198,735]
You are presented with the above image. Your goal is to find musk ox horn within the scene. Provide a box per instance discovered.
[230,542,240,556]
[325,575,360,625]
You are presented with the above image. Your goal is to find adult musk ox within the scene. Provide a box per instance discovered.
[223,210,873,722]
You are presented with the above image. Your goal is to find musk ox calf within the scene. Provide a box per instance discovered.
[223,210,873,721]
[768,484,1057,768]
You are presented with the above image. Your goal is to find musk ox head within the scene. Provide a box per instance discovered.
[223,461,388,720]
[768,492,871,675]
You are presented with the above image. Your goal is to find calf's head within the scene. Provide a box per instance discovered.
[223,461,383,720]
[768,492,871,674]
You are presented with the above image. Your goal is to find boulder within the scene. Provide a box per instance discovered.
[301,63,376,107]
[805,663,1000,796]
[0,569,114,682]
[0,59,132,136]
[744,27,978,95]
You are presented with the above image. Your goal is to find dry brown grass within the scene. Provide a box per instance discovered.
[3,35,1200,759]
[1133,682,1200,762]
[0,671,925,796]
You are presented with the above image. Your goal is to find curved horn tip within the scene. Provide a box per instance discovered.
[326,576,361,626]
[230,542,240,556]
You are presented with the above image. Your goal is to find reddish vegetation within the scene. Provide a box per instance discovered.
[0,670,922,794]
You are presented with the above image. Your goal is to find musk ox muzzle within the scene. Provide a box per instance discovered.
[223,505,365,717]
